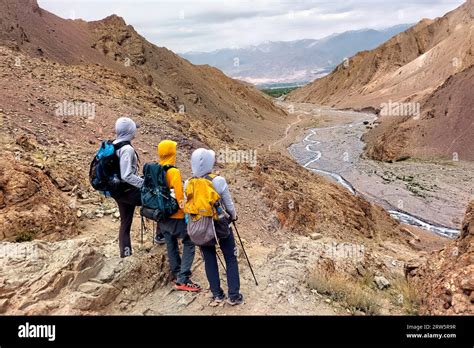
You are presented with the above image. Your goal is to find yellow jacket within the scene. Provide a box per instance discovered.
[157,140,185,219]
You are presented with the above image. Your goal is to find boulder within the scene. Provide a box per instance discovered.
[73,284,120,310]
[0,298,9,313]
[408,201,474,315]
[310,233,323,240]
[0,154,77,241]
[374,276,390,290]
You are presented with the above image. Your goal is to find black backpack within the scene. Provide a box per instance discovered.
[89,140,132,197]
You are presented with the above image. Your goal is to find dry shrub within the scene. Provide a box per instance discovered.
[390,276,420,315]
[308,269,380,315]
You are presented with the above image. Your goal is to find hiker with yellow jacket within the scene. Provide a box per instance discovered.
[184,148,244,306]
[157,140,201,292]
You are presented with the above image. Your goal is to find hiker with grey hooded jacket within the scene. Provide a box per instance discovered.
[111,117,142,258]
[111,117,165,257]
[185,148,244,306]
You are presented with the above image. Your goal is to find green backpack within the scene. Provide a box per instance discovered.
[140,163,179,221]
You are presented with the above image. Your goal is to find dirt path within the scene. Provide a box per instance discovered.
[268,106,305,152]
[105,225,347,315]
[72,178,347,315]
[103,212,419,316]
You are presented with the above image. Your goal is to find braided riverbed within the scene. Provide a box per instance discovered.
[288,107,465,239]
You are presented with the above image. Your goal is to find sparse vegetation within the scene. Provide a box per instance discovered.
[389,276,420,315]
[309,269,421,315]
[405,181,428,198]
[15,231,35,242]
[308,269,380,315]
[261,87,298,98]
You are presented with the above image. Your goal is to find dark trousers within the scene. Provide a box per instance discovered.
[155,223,164,239]
[201,230,241,301]
[158,218,196,284]
[113,187,141,258]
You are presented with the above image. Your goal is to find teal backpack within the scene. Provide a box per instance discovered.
[140,163,179,222]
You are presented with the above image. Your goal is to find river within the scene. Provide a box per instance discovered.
[287,106,465,239]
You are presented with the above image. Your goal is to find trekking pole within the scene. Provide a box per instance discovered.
[199,246,227,272]
[140,215,144,247]
[232,222,258,286]
[216,251,227,273]
[140,214,147,248]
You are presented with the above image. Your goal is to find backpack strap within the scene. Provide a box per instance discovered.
[136,151,140,168]
[114,140,140,168]
[203,174,220,201]
[143,163,175,189]
[204,173,217,182]
[203,174,229,215]
[162,165,175,172]
[113,141,131,151]
[162,165,175,189]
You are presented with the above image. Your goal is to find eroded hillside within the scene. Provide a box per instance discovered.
[288,0,474,161]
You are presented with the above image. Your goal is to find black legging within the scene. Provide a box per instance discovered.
[113,187,141,258]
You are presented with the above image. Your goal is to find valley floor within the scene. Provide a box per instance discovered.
[276,102,472,232]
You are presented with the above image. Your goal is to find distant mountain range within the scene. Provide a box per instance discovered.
[288,0,474,162]
[180,24,412,86]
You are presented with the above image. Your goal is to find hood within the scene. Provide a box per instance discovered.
[191,148,216,178]
[115,117,137,142]
[158,140,177,166]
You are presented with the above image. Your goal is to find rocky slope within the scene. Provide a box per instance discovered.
[363,65,474,161]
[407,201,474,315]
[87,15,287,145]
[0,43,418,315]
[288,0,474,161]
[0,0,287,147]
[0,152,77,242]
[0,43,406,244]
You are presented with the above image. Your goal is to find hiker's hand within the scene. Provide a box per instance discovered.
[232,215,238,222]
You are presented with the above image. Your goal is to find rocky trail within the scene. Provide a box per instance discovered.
[14,206,421,316]
[118,234,345,316]
[0,149,422,316]
[267,111,304,152]
[0,204,354,316]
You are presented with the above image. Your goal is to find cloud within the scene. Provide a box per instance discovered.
[38,0,465,52]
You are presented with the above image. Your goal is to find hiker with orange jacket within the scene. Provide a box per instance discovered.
[157,140,201,292]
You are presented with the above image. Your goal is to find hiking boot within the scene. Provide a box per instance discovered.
[154,234,166,245]
[175,280,202,292]
[209,294,226,307]
[226,294,244,306]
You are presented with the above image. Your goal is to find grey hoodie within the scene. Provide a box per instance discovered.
[186,148,237,220]
[113,117,143,189]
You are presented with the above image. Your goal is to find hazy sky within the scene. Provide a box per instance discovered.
[38,0,465,53]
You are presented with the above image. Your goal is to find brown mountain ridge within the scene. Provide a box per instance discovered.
[288,0,474,161]
[0,0,287,147]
